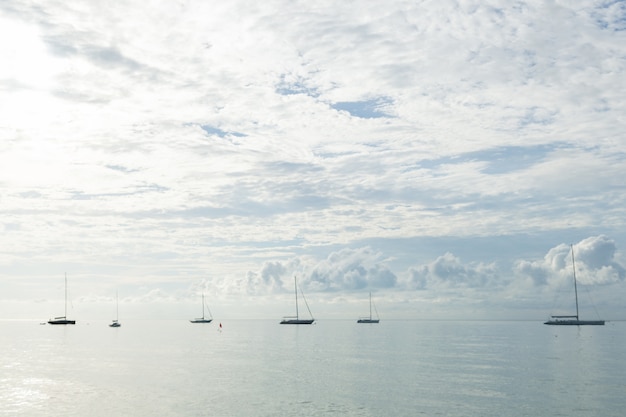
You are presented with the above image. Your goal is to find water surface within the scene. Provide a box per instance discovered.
[1,320,624,416]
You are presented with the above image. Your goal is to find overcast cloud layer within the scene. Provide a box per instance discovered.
[1,1,626,320]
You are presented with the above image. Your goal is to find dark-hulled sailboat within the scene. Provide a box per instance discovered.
[109,290,121,327]
[48,274,76,325]
[190,293,213,323]
[357,292,380,323]
[544,244,604,326]
[280,276,314,325]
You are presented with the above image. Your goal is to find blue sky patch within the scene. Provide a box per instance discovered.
[331,97,393,119]
[275,74,320,97]
[200,125,246,138]
[418,143,566,175]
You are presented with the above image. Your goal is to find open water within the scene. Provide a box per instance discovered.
[1,319,625,416]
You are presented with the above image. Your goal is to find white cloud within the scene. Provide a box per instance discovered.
[226,247,397,296]
[514,235,626,288]
[1,1,626,319]
[405,252,500,290]
[306,247,397,291]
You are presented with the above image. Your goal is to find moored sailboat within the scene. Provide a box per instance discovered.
[109,290,121,327]
[190,293,213,323]
[280,276,314,324]
[48,274,76,325]
[357,292,380,323]
[544,244,605,326]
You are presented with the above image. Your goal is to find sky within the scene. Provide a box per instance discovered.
[1,0,626,321]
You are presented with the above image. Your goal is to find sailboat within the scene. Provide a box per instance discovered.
[280,276,314,324]
[190,293,213,323]
[48,274,76,325]
[357,292,380,323]
[544,244,605,326]
[109,291,121,327]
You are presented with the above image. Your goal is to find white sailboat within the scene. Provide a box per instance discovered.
[190,293,213,323]
[109,291,121,327]
[357,292,380,323]
[48,274,76,325]
[280,276,314,324]
[544,244,605,326]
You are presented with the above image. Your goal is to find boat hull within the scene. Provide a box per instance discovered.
[280,319,314,325]
[48,319,76,325]
[190,319,213,323]
[357,319,380,323]
[544,320,605,325]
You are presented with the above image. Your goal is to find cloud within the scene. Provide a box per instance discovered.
[571,235,626,284]
[405,252,500,290]
[233,247,396,295]
[1,2,626,319]
[242,261,290,295]
[514,235,626,287]
[307,247,397,291]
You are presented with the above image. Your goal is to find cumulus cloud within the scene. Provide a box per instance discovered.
[306,247,397,291]
[514,235,626,288]
[404,252,501,290]
[242,260,291,295]
[235,247,396,295]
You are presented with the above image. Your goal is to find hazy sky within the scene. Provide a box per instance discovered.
[1,1,625,321]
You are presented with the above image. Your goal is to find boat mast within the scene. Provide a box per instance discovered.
[64,273,68,319]
[294,276,299,320]
[571,245,580,320]
[369,292,372,320]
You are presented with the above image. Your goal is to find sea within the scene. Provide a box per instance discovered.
[1,319,625,417]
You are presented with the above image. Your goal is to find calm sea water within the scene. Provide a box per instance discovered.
[1,319,625,416]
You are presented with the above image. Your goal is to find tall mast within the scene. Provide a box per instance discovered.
[571,245,580,320]
[369,292,372,320]
[294,276,299,320]
[64,273,68,318]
